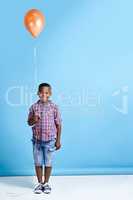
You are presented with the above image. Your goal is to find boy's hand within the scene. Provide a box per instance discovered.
[28,115,40,126]
[34,115,40,123]
[55,140,61,150]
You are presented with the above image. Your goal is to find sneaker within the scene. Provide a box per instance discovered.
[43,182,52,194]
[34,183,43,194]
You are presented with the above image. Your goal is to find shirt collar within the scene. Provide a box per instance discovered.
[38,99,51,105]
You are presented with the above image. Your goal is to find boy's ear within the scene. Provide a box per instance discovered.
[49,90,52,96]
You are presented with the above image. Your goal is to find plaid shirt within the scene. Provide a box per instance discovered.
[28,99,62,142]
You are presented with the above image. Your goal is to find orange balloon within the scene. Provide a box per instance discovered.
[24,9,45,38]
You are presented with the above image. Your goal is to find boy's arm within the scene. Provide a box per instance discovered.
[27,106,39,126]
[28,116,36,126]
[54,105,62,150]
[55,124,62,150]
[56,124,62,142]
[27,106,34,126]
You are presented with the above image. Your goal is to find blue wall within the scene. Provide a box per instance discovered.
[0,0,133,176]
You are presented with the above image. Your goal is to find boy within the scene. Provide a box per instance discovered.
[27,83,62,194]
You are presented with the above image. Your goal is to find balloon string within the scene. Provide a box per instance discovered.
[33,47,38,86]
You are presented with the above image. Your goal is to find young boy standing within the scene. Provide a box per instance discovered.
[27,83,62,194]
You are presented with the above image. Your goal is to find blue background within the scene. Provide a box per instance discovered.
[0,0,133,176]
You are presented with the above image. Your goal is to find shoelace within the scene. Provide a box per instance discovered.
[44,184,51,190]
[35,184,42,190]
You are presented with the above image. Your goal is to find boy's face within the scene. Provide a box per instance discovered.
[38,87,52,102]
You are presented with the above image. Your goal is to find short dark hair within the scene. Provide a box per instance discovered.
[38,83,52,92]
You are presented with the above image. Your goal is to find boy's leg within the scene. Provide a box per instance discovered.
[43,166,52,183]
[35,166,43,183]
[43,139,55,184]
[33,143,44,183]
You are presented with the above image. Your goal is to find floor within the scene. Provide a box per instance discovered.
[0,175,132,200]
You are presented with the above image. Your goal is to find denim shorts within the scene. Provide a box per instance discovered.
[32,139,56,167]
